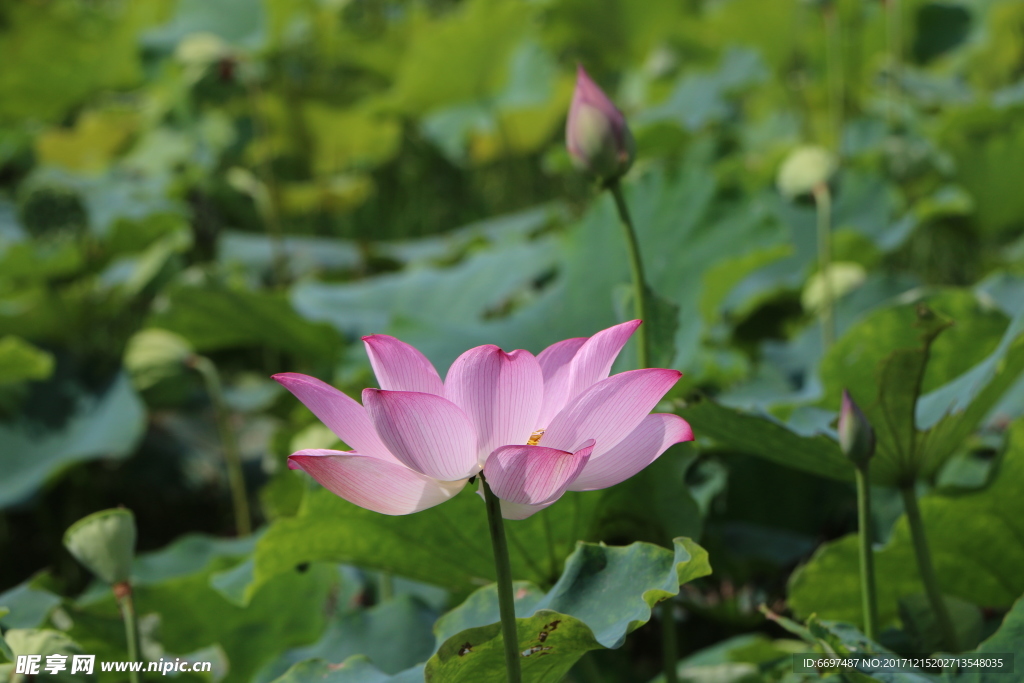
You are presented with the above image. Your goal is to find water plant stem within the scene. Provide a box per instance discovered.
[192,356,252,537]
[899,486,958,652]
[855,466,878,640]
[824,5,843,149]
[378,573,394,602]
[482,475,522,683]
[608,180,677,683]
[114,583,142,683]
[813,183,835,349]
[608,180,651,369]
[661,598,680,683]
[887,0,902,129]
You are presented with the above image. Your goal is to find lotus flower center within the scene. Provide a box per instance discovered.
[527,429,545,446]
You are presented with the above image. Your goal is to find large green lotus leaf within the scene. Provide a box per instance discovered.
[425,538,710,681]
[69,533,334,683]
[148,286,341,360]
[0,3,160,124]
[429,611,600,683]
[821,290,1008,409]
[142,0,263,50]
[915,311,1024,481]
[700,0,805,69]
[258,595,437,680]
[543,0,689,73]
[820,291,1013,485]
[251,486,603,602]
[291,236,560,369]
[0,614,10,662]
[638,48,768,132]
[131,533,257,585]
[938,106,1024,236]
[0,336,54,385]
[303,104,402,176]
[0,372,145,509]
[2,630,86,683]
[268,657,424,683]
[953,595,1024,683]
[683,292,1024,486]
[434,538,709,649]
[788,420,1024,629]
[678,398,854,482]
[646,633,801,683]
[0,579,61,629]
[293,152,774,374]
[388,0,531,113]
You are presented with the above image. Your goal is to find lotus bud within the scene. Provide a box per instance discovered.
[838,389,875,467]
[566,65,635,182]
[777,145,836,199]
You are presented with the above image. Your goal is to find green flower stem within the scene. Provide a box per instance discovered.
[378,573,394,602]
[192,356,252,537]
[114,583,142,683]
[855,466,879,641]
[608,180,651,369]
[481,475,522,683]
[887,0,901,129]
[661,598,680,683]
[813,183,835,350]
[824,6,843,150]
[899,486,958,652]
[608,180,678,683]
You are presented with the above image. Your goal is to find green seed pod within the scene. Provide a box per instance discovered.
[776,145,836,199]
[63,508,136,585]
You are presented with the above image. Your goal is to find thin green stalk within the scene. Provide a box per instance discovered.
[608,180,678,683]
[813,183,835,349]
[855,466,879,640]
[824,6,844,150]
[378,573,394,602]
[899,486,958,652]
[661,599,680,683]
[608,180,650,369]
[115,584,142,683]
[482,476,523,683]
[193,356,252,537]
[886,0,902,130]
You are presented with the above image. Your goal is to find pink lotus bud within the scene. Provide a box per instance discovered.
[838,389,875,467]
[566,65,635,182]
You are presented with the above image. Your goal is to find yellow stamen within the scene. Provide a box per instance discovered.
[527,429,545,446]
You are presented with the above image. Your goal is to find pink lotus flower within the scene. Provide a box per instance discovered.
[566,65,636,181]
[274,321,692,519]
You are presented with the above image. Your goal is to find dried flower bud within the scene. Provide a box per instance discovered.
[838,389,875,467]
[566,65,635,182]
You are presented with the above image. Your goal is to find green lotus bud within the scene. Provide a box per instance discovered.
[838,389,875,467]
[63,508,136,585]
[777,145,836,199]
